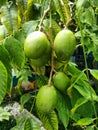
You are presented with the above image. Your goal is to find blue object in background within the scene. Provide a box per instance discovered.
[12,76,18,87]
[12,73,36,87]
[28,74,36,82]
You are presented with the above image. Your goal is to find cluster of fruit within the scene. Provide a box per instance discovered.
[24,29,76,114]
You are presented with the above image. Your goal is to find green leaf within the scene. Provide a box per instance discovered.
[37,110,58,130]
[0,4,18,34]
[41,0,53,16]
[73,79,97,100]
[70,89,95,118]
[0,61,7,103]
[80,7,96,26]
[24,118,33,130]
[86,125,95,130]
[90,0,98,7]
[53,0,71,24]
[13,30,25,44]
[20,93,32,110]
[76,0,90,9]
[67,62,98,101]
[43,19,61,40]
[56,92,69,128]
[73,118,94,127]
[9,2,19,31]
[76,0,86,9]
[10,125,24,130]
[14,113,41,130]
[4,36,25,70]
[24,117,41,130]
[67,62,83,76]
[0,45,12,95]
[0,0,6,6]
[90,69,98,80]
[0,6,11,33]
[22,20,38,36]
[36,75,48,88]
[71,97,88,115]
[24,0,41,21]
[30,118,41,130]
[0,107,10,121]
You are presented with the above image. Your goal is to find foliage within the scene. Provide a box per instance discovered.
[11,113,41,130]
[0,0,98,130]
[0,115,16,130]
[0,107,10,121]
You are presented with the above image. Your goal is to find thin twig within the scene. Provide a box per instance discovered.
[48,1,54,87]
[38,6,50,31]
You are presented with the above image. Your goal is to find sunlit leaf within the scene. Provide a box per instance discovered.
[0,61,7,103]
[90,69,98,80]
[0,107,10,121]
[73,118,94,127]
[76,0,90,9]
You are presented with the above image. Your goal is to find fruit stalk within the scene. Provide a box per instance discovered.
[48,6,54,87]
[38,4,50,31]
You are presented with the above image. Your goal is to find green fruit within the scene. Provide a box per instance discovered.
[24,31,50,59]
[36,85,58,113]
[30,40,51,67]
[53,72,70,92]
[30,55,49,67]
[54,29,76,61]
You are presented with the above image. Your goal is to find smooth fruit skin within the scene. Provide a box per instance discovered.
[30,54,49,67]
[54,29,76,61]
[53,72,70,92]
[24,31,50,59]
[36,85,58,114]
[30,39,51,67]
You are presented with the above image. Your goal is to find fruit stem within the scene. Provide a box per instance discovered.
[48,3,54,87]
[38,5,50,31]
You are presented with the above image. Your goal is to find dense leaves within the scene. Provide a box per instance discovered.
[0,61,7,103]
[4,36,25,70]
[56,91,69,128]
[0,45,12,94]
[37,110,58,130]
[0,0,98,129]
